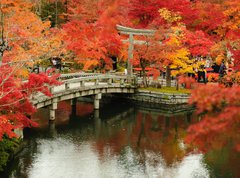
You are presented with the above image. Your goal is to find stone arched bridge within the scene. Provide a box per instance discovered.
[32,73,137,120]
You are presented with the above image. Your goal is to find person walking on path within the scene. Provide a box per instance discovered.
[198,64,206,83]
[219,62,227,77]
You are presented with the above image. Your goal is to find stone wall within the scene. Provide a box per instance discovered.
[126,89,190,105]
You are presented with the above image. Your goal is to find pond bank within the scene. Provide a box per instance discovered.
[126,89,191,105]
[0,138,23,175]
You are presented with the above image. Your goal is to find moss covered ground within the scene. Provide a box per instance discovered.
[0,137,20,171]
[140,87,191,94]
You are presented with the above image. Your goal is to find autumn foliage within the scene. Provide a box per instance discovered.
[0,0,239,155]
[0,65,60,139]
[186,84,240,152]
[0,0,63,140]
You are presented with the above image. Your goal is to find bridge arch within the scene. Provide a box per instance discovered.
[32,73,136,120]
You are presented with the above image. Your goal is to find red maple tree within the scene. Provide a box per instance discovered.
[0,65,60,139]
[186,84,240,152]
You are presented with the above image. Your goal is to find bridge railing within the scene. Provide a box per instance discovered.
[58,72,101,80]
[50,74,137,94]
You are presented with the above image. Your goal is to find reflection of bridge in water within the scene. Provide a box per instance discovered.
[45,100,194,144]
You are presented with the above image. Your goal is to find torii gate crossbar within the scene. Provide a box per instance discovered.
[116,25,156,77]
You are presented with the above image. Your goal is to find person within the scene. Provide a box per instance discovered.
[212,62,220,73]
[51,56,62,70]
[219,62,226,77]
[188,67,196,78]
[52,58,57,66]
[32,63,40,73]
[124,68,127,75]
[198,64,206,83]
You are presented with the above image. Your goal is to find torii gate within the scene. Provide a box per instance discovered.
[116,25,156,77]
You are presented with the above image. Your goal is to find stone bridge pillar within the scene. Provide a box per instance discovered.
[49,100,58,121]
[94,93,102,110]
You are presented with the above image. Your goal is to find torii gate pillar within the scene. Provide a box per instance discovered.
[116,25,155,81]
[127,34,134,78]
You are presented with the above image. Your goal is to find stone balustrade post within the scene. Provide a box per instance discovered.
[80,80,85,87]
[108,78,113,85]
[50,87,54,94]
[65,83,70,90]
[120,78,124,85]
[95,79,99,85]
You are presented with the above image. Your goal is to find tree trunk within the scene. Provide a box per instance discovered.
[65,0,68,21]
[176,75,179,90]
[166,65,171,87]
[140,58,148,87]
[142,68,147,87]
[55,0,58,27]
[0,18,6,67]
[0,8,3,66]
[0,55,2,66]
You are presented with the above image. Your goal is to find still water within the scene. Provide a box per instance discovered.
[4,98,240,178]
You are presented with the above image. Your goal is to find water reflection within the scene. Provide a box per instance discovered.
[4,99,231,178]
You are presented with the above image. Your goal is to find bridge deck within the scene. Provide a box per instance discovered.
[32,74,136,109]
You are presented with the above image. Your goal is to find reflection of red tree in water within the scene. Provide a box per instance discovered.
[130,112,192,166]
[76,103,94,116]
[58,102,72,116]
[32,101,72,127]
[57,101,94,117]
[94,111,197,166]
[32,101,94,128]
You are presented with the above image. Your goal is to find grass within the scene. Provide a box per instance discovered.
[140,87,191,94]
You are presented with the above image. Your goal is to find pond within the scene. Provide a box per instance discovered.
[2,98,240,178]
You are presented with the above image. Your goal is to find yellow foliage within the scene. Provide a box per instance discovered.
[83,59,99,70]
[223,0,240,30]
[169,48,192,76]
[210,42,226,58]
[15,68,29,79]
[166,36,181,46]
[216,54,225,65]
[159,8,182,23]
